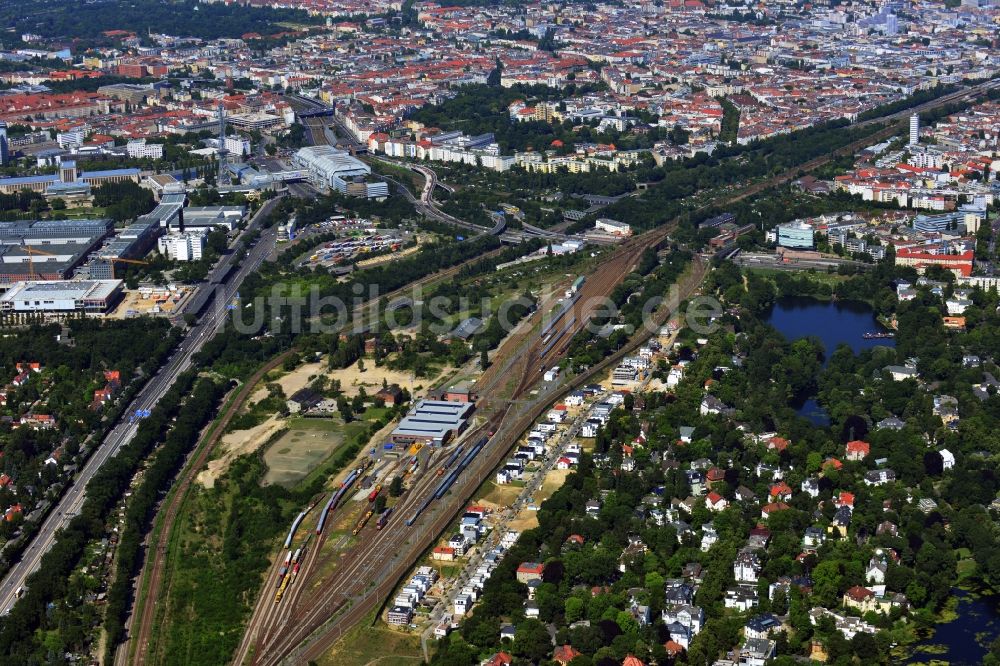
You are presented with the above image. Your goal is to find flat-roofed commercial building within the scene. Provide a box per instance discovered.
[227,112,282,131]
[0,219,112,283]
[183,206,245,231]
[390,400,475,447]
[0,279,123,314]
[0,167,141,195]
[777,221,815,249]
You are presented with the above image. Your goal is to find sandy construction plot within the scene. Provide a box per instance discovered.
[332,360,422,397]
[251,359,327,403]
[197,414,285,489]
[507,467,570,532]
[250,359,426,405]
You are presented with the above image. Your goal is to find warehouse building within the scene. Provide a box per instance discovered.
[0,279,123,314]
[390,400,475,447]
[183,206,245,232]
[0,219,112,283]
[594,218,632,236]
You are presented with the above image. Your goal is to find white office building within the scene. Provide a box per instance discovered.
[909,114,920,146]
[57,128,86,150]
[126,139,165,160]
[224,136,251,157]
[157,231,206,261]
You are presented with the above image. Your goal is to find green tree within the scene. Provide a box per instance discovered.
[812,560,844,608]
[389,475,404,497]
[565,596,585,623]
[337,397,353,423]
[615,609,639,636]
[511,618,552,662]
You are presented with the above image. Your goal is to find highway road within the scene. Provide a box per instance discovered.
[0,197,283,614]
[371,157,495,235]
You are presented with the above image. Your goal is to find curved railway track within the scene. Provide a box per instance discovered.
[235,235,703,666]
[263,257,709,666]
[122,350,296,666]
[124,244,506,665]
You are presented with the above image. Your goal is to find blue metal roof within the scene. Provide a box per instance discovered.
[81,168,140,178]
[0,174,57,186]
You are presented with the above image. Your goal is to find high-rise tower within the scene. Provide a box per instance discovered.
[216,103,229,184]
[0,122,8,166]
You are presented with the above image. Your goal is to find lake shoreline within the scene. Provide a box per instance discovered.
[765,295,1000,665]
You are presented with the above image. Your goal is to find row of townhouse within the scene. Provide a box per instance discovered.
[387,566,440,626]
[580,391,628,438]
[442,506,491,559]
[453,530,521,617]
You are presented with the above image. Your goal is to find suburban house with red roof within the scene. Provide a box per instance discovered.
[706,491,728,512]
[845,440,870,461]
[515,562,545,583]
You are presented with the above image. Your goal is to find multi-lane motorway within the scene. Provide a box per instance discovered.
[0,197,283,614]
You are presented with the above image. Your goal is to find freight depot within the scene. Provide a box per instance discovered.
[299,231,410,270]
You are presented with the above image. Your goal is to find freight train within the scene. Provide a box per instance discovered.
[375,507,393,530]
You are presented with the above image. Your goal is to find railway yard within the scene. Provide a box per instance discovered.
[229,225,700,666]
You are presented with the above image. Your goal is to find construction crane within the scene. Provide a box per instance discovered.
[97,255,149,278]
[19,243,58,281]
[99,256,148,267]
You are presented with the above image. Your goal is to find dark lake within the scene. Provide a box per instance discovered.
[765,296,896,357]
[909,589,1000,664]
[765,296,895,425]
[766,299,1000,657]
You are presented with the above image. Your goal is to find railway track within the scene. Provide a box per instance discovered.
[275,257,710,666]
[231,179,721,666]
[126,243,506,665]
[235,228,694,666]
[123,350,296,666]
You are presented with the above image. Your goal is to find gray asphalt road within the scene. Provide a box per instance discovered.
[0,199,283,614]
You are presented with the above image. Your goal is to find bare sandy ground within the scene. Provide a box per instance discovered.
[250,358,432,404]
[250,360,327,403]
[332,360,425,397]
[507,468,570,532]
[197,415,285,489]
